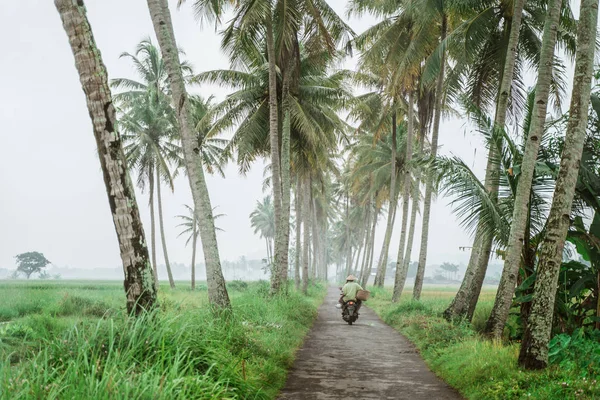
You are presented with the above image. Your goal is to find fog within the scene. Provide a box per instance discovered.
[0,1,574,281]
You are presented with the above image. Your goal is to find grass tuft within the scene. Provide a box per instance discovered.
[0,280,326,399]
[368,286,600,400]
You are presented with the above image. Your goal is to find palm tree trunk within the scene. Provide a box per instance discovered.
[393,91,415,302]
[312,195,320,280]
[146,0,230,308]
[486,0,563,339]
[148,167,158,284]
[414,16,447,301]
[279,56,294,291]
[367,206,379,287]
[519,0,597,368]
[321,216,328,281]
[353,232,365,277]
[362,202,379,287]
[358,209,371,286]
[264,18,284,294]
[403,184,419,287]
[302,175,311,294]
[191,210,197,290]
[295,176,302,289]
[156,166,175,289]
[344,192,352,279]
[403,119,425,292]
[374,110,398,287]
[55,0,156,315]
[445,0,524,319]
[265,238,271,265]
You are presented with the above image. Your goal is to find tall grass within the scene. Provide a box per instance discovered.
[368,287,600,400]
[0,281,325,399]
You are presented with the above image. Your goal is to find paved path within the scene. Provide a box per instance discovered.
[278,287,463,399]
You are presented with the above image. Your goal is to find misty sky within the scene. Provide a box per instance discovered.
[1,1,576,272]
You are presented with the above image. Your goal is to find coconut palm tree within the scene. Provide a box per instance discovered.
[442,0,575,320]
[55,0,156,314]
[519,0,598,369]
[185,0,353,294]
[146,0,230,308]
[484,0,568,339]
[112,39,190,287]
[118,87,180,289]
[250,196,277,266]
[176,205,225,290]
[347,84,402,288]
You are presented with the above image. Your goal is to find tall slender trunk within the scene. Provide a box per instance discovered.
[362,203,379,287]
[302,175,311,294]
[191,210,197,290]
[344,192,352,278]
[393,91,415,302]
[519,0,597,368]
[445,0,524,319]
[403,120,425,292]
[277,56,294,292]
[322,216,329,281]
[265,238,271,265]
[414,16,447,300]
[55,0,156,315]
[312,195,320,280]
[353,232,365,276]
[403,185,419,286]
[358,208,372,285]
[375,110,398,287]
[264,18,284,294]
[156,166,175,289]
[148,167,158,284]
[295,176,302,289]
[486,0,563,339]
[147,0,230,308]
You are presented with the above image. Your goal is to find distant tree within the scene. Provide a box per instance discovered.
[250,197,276,265]
[176,204,225,290]
[15,252,51,279]
[39,270,51,280]
[439,262,460,280]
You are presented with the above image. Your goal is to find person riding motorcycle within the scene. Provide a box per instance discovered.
[339,275,363,313]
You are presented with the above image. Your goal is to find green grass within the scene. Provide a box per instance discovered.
[0,280,326,399]
[367,287,600,400]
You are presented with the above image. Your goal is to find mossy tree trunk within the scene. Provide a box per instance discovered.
[445,0,524,319]
[392,91,415,302]
[374,110,398,287]
[295,175,302,289]
[413,15,447,300]
[146,0,230,308]
[302,175,311,294]
[485,0,563,338]
[55,0,156,315]
[519,0,598,368]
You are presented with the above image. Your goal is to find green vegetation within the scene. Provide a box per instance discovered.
[368,287,600,400]
[0,281,325,399]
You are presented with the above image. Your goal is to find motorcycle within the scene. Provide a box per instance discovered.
[338,287,360,325]
[342,299,359,325]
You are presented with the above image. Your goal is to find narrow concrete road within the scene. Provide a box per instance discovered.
[278,287,463,400]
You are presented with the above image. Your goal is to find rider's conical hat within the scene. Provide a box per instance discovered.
[346,275,358,281]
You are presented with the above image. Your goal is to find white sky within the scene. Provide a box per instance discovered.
[0,0,577,272]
